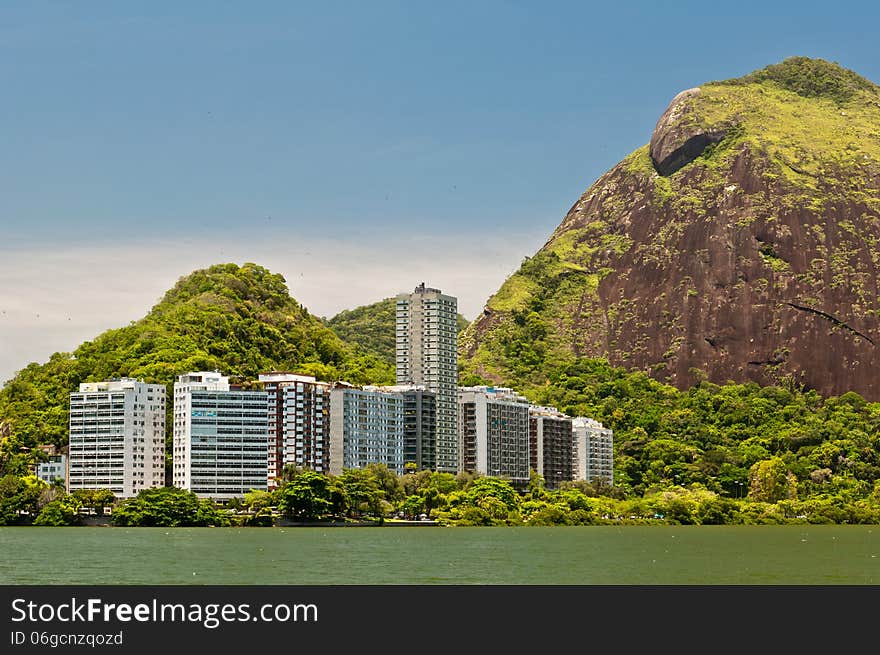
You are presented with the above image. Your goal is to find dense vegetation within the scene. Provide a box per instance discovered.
[532,359,880,499]
[325,298,398,370]
[326,297,470,366]
[5,454,880,527]
[724,56,875,104]
[459,358,880,522]
[0,263,394,454]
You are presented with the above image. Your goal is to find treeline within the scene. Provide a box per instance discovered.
[523,359,880,505]
[5,459,880,527]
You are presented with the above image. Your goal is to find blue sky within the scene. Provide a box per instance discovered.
[2,0,880,382]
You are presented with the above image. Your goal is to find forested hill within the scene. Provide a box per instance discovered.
[326,297,470,365]
[0,262,393,451]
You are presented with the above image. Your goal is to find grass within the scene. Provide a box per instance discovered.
[695,80,880,187]
[486,273,538,312]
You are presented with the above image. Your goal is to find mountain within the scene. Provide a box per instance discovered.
[0,263,393,449]
[326,297,471,365]
[461,57,880,401]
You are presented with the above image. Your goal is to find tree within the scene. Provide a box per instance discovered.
[241,489,276,526]
[111,487,227,527]
[280,464,305,483]
[400,495,425,520]
[528,469,547,499]
[91,489,116,515]
[0,474,46,525]
[649,488,699,525]
[34,496,82,526]
[327,477,349,517]
[365,462,404,504]
[749,457,798,503]
[277,471,331,521]
[524,502,570,526]
[339,469,384,519]
[401,468,432,496]
[464,477,519,512]
[243,489,275,513]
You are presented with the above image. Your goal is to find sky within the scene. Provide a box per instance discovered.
[2,0,880,384]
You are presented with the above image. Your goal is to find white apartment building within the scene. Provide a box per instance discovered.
[68,378,166,498]
[35,448,67,487]
[396,283,458,473]
[572,417,614,485]
[328,385,404,476]
[458,386,531,485]
[173,371,269,499]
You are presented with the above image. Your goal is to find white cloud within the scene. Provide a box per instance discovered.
[0,230,547,384]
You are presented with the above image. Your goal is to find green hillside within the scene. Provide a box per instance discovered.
[326,297,470,365]
[0,262,393,452]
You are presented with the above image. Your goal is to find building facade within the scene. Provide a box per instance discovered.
[396,283,458,473]
[458,386,530,486]
[401,386,436,472]
[529,406,574,489]
[35,445,67,487]
[258,372,331,486]
[68,378,166,498]
[173,371,269,499]
[375,384,437,471]
[329,386,404,476]
[572,417,614,485]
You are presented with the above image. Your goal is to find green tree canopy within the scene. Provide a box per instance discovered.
[277,470,332,521]
[111,487,228,527]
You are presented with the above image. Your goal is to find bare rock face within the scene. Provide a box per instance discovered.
[649,88,729,176]
[464,58,880,401]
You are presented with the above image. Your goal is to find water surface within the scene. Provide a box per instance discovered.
[3,525,879,584]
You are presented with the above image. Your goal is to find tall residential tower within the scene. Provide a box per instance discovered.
[396,283,458,473]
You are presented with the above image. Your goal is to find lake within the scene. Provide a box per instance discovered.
[2,525,879,585]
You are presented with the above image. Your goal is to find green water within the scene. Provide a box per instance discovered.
[3,525,879,584]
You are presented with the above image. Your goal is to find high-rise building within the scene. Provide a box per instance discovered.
[396,283,458,473]
[68,378,166,498]
[529,405,574,489]
[328,385,405,476]
[257,372,331,486]
[458,386,530,486]
[572,417,614,485]
[173,371,269,499]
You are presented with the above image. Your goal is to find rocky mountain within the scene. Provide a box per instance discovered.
[461,57,880,401]
[0,263,392,448]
